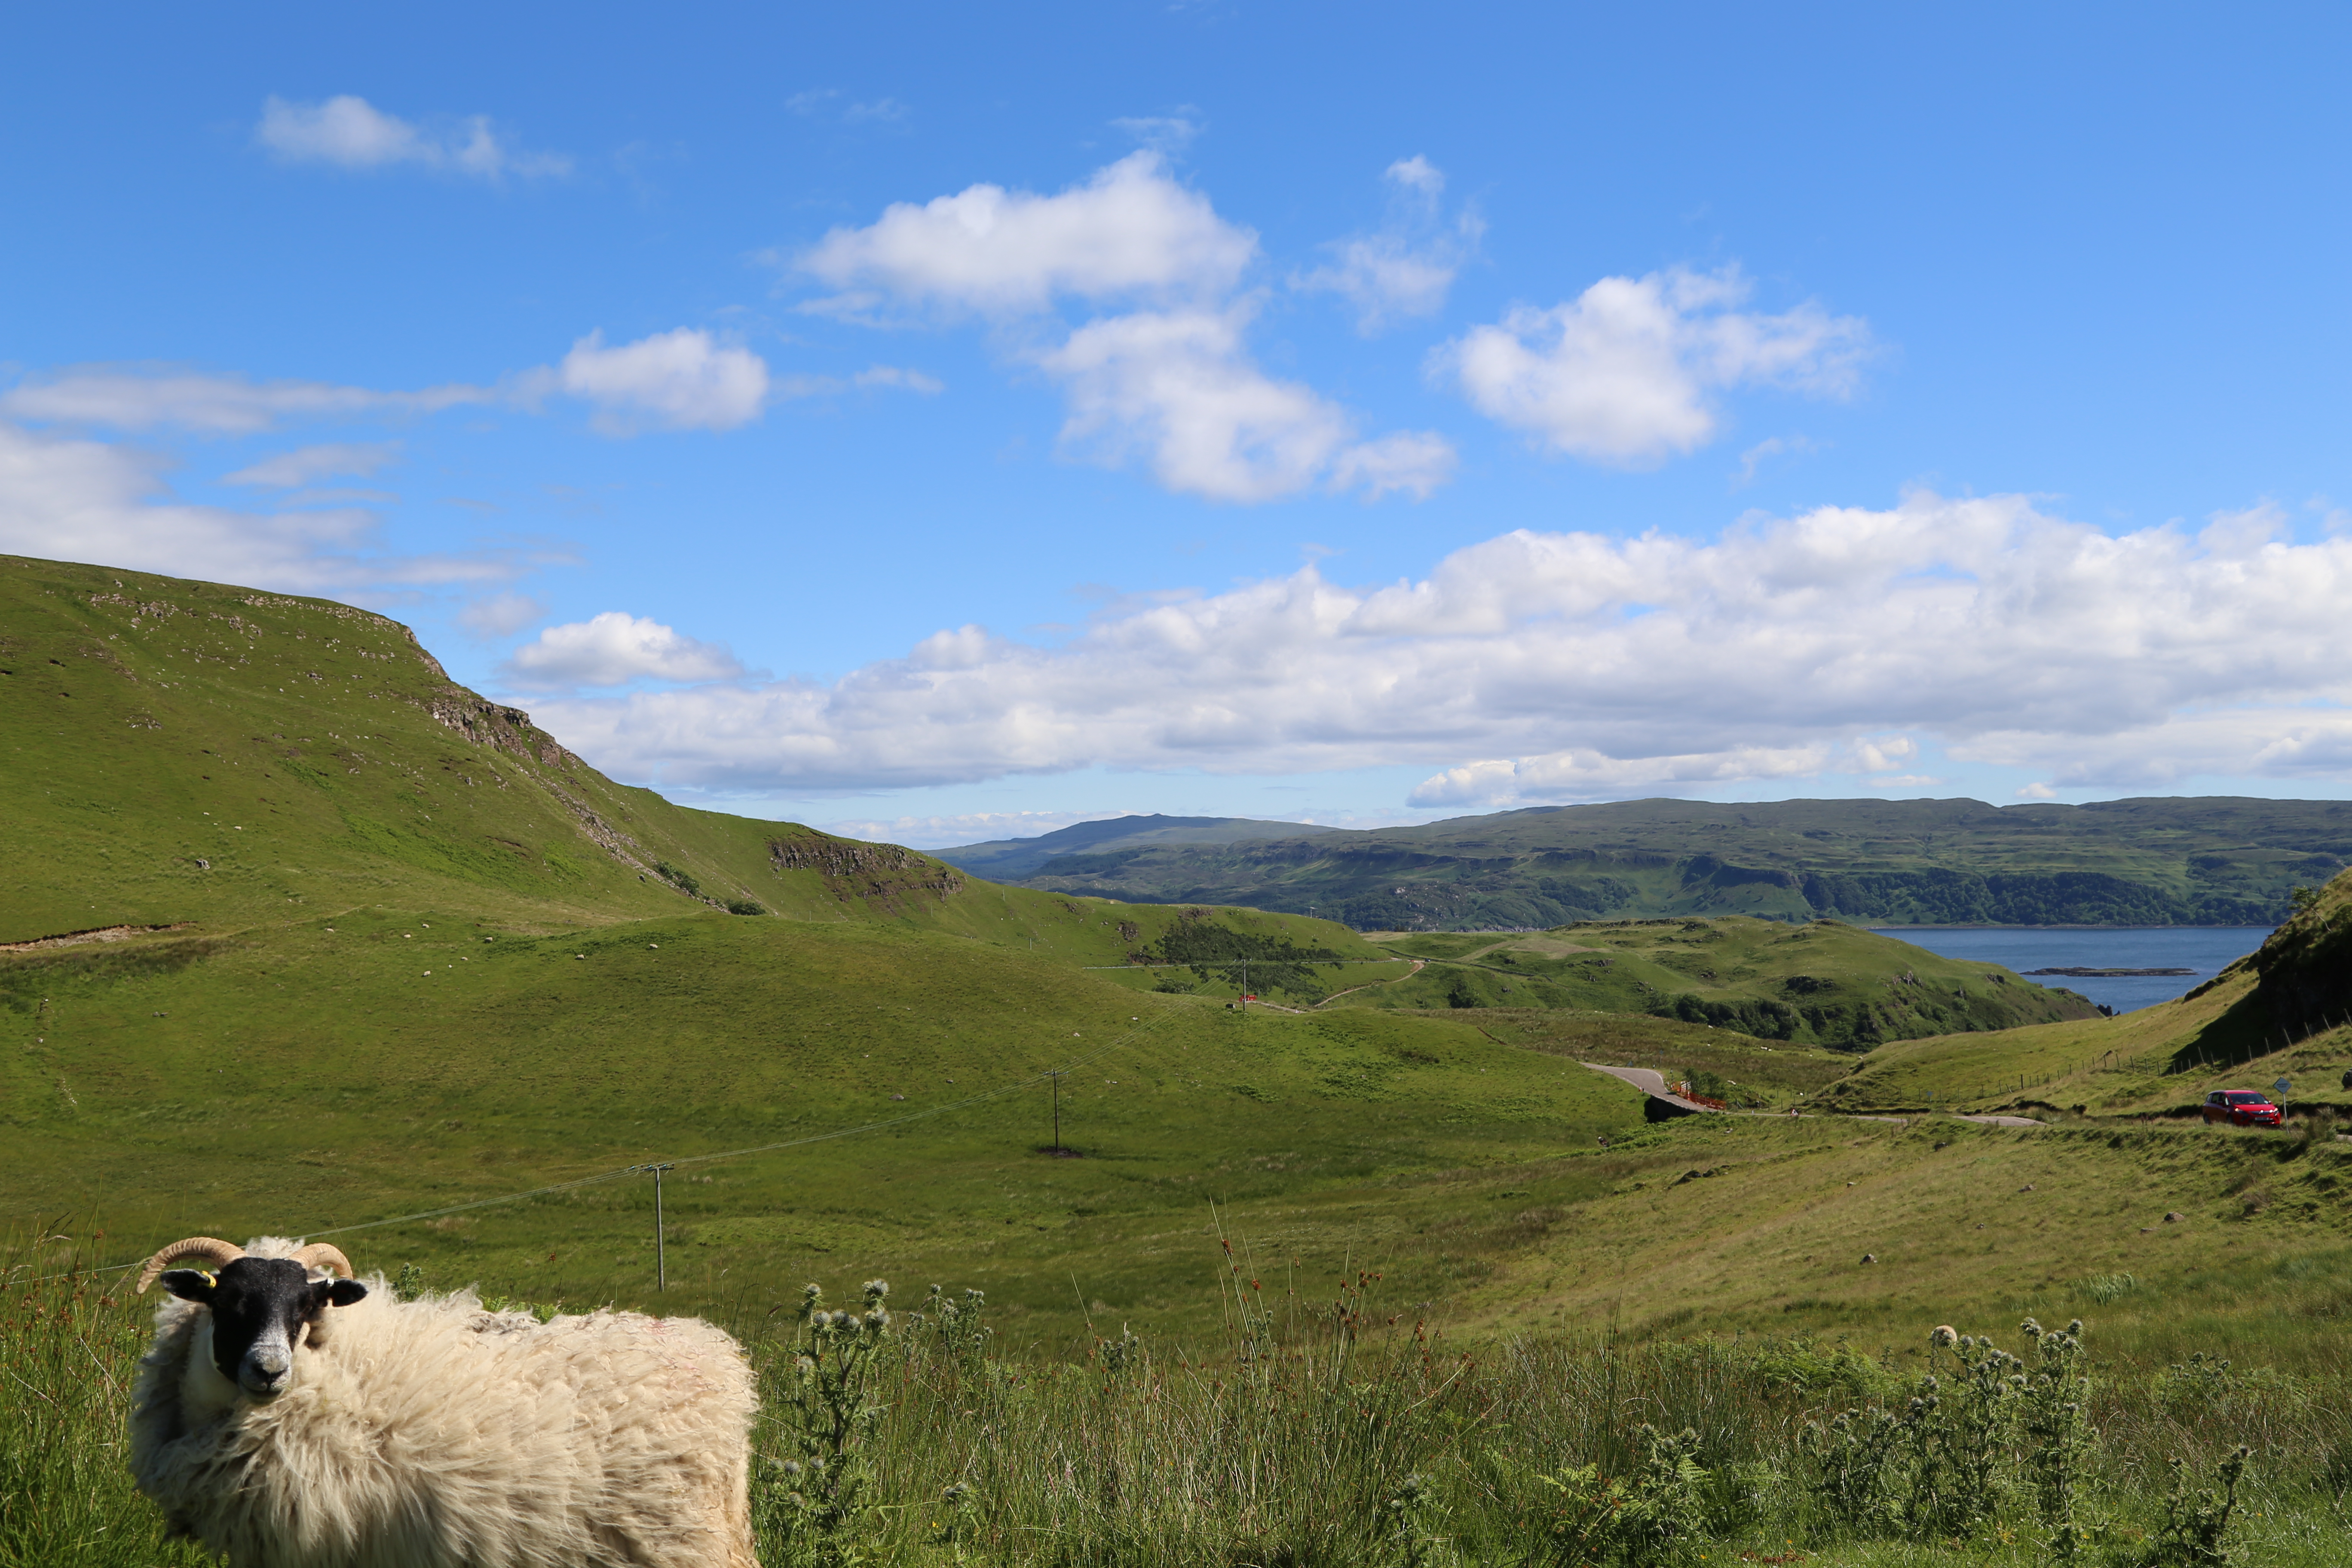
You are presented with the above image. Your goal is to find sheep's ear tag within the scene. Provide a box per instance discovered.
[195,1269,217,1287]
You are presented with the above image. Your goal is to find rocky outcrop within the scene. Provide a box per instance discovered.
[770,836,965,910]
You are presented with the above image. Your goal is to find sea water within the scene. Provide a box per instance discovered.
[1871,926,2274,1015]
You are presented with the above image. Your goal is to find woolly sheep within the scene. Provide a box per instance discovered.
[129,1234,760,1568]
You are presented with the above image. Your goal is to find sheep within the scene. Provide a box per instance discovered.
[129,1234,761,1568]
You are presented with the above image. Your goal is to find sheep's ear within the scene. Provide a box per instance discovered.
[158,1269,217,1304]
[327,1279,368,1308]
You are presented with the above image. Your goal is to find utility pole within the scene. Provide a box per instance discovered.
[643,1162,676,1290]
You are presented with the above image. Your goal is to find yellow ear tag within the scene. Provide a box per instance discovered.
[196,1270,217,1286]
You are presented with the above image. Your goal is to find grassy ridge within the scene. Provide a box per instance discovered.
[971,795,2352,929]
[1357,916,2098,1047]
[0,552,1369,968]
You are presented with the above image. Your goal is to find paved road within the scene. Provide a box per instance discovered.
[1578,1063,2045,1127]
[1581,1063,1720,1115]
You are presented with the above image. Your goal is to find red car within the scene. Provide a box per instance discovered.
[2201,1090,2284,1127]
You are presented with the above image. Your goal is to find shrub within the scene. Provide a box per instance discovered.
[2018,1317,2099,1563]
[1890,1328,2023,1541]
[1800,1405,1901,1534]
[2141,1445,2249,1567]
[756,1280,893,1567]
[726,899,767,916]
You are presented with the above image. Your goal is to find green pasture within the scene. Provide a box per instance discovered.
[1,908,1652,1345]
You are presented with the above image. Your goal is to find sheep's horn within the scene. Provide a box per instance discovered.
[136,1237,244,1295]
[292,1242,353,1280]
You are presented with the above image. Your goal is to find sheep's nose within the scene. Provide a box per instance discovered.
[243,1352,291,1396]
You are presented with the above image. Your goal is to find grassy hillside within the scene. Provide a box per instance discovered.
[1822,866,2352,1118]
[0,552,1366,968]
[2,906,1642,1342]
[1340,915,2098,1047]
[981,794,2351,929]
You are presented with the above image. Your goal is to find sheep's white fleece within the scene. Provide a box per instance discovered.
[130,1238,759,1568]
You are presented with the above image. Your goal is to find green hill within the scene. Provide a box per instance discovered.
[934,812,1337,881]
[1341,915,2099,1047]
[0,553,1362,968]
[970,794,2351,929]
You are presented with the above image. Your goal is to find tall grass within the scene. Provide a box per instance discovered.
[0,1230,207,1568]
[8,1225,2352,1567]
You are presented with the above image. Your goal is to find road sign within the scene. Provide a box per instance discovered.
[2273,1077,2292,1096]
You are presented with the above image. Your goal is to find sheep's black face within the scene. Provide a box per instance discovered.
[159,1258,368,1399]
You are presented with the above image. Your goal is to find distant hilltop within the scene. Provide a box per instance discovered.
[932,796,2352,931]
[933,814,1337,882]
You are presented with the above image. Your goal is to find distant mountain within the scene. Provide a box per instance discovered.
[932,814,1338,882]
[961,796,2352,930]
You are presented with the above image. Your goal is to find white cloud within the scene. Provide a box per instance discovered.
[224,442,400,488]
[0,368,492,435]
[256,95,570,179]
[457,592,547,639]
[1298,156,1482,332]
[771,365,946,399]
[2015,781,2060,800]
[1444,266,1870,466]
[501,612,746,690]
[530,329,771,435]
[1732,434,1825,489]
[9,329,784,440]
[1326,431,1458,501]
[1846,735,1917,772]
[823,808,1135,847]
[525,492,2352,803]
[797,153,1452,502]
[1040,308,1333,498]
[801,151,1253,317]
[0,421,540,592]
[1411,746,1833,807]
[1040,308,1450,501]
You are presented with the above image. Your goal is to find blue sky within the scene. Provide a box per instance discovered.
[6,3,2350,847]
